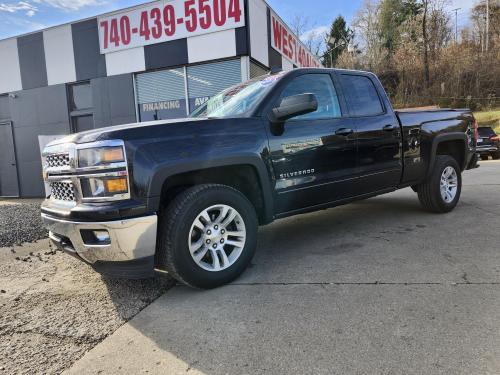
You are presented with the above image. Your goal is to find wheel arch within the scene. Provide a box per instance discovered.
[427,133,468,178]
[150,158,274,225]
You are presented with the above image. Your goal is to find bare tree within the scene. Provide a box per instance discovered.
[288,14,326,56]
[352,0,385,70]
[427,2,452,59]
[422,0,430,88]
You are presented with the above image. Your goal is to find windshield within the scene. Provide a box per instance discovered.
[190,73,284,119]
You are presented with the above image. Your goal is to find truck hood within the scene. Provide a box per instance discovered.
[47,117,208,146]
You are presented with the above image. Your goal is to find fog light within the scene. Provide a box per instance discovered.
[81,229,111,245]
[93,230,110,243]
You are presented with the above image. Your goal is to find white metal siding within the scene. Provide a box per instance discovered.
[105,47,146,76]
[282,56,294,71]
[249,0,269,67]
[187,30,237,64]
[43,25,77,86]
[0,39,23,94]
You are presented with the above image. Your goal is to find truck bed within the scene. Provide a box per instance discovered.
[394,108,475,186]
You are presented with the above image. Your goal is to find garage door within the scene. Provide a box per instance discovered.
[0,121,20,197]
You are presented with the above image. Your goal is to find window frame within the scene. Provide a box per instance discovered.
[68,81,93,113]
[71,114,94,133]
[337,73,387,118]
[67,81,94,134]
[273,72,343,122]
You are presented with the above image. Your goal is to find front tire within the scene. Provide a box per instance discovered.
[157,184,258,289]
[492,152,500,160]
[417,155,462,213]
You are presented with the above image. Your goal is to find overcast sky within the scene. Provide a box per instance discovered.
[0,0,477,41]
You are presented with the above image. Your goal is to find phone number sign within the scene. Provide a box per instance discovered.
[98,0,245,54]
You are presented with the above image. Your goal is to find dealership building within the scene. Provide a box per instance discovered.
[0,0,321,198]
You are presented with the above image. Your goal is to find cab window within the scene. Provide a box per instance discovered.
[339,74,384,116]
[279,74,342,120]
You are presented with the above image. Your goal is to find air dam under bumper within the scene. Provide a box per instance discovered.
[41,213,158,265]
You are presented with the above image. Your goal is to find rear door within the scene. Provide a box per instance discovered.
[338,73,402,194]
[0,121,20,197]
[267,72,358,214]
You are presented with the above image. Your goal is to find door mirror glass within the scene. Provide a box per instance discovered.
[270,94,318,123]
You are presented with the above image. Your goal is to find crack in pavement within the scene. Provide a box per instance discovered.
[463,183,500,186]
[225,281,500,286]
[461,201,500,217]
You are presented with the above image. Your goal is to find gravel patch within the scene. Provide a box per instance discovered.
[0,201,47,248]
[0,241,175,374]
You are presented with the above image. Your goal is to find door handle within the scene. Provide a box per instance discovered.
[335,128,354,136]
[383,124,397,132]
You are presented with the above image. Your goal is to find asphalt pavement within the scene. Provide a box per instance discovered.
[65,160,500,375]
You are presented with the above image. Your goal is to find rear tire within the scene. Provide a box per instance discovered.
[480,154,489,161]
[417,155,462,213]
[492,152,500,160]
[156,184,258,289]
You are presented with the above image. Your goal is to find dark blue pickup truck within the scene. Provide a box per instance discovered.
[41,68,479,288]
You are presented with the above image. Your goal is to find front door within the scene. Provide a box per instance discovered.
[0,121,20,197]
[268,73,357,215]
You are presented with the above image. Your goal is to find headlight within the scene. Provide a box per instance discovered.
[78,146,125,168]
[80,175,129,199]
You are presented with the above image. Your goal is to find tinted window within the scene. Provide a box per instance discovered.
[69,82,92,111]
[191,73,284,119]
[478,127,496,137]
[340,75,383,116]
[279,74,341,120]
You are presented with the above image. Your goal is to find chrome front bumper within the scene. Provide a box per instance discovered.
[42,213,158,264]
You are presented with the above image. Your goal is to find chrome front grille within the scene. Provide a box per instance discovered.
[43,140,129,204]
[46,153,70,168]
[49,181,76,202]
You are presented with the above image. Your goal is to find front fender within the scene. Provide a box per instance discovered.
[147,154,275,224]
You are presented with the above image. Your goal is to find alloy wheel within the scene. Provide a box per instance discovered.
[440,166,458,203]
[188,205,246,272]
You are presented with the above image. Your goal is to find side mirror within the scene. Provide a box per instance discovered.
[269,94,318,123]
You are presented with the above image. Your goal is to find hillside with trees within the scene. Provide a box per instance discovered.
[301,0,499,110]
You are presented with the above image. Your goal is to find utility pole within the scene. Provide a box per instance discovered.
[452,8,460,44]
[486,0,490,52]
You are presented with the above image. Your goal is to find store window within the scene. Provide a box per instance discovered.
[250,61,269,79]
[187,60,241,112]
[68,82,94,133]
[136,68,187,121]
[135,59,242,121]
